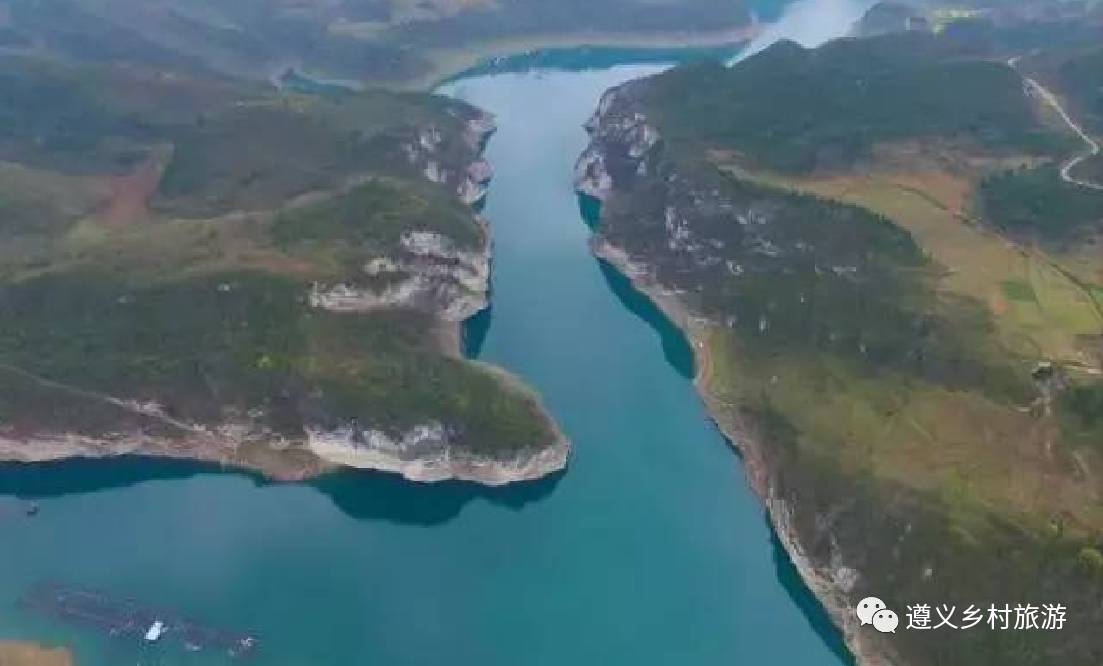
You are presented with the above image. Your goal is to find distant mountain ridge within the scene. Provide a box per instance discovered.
[0,0,754,87]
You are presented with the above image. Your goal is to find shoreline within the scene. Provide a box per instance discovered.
[590,233,883,666]
[410,23,763,91]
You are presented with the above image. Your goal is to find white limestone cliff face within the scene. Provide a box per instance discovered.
[0,409,325,481]
[306,419,569,486]
[311,111,499,322]
[403,111,497,207]
[574,86,660,200]
[309,227,491,321]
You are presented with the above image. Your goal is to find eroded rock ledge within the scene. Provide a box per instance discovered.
[309,111,499,323]
[306,423,568,486]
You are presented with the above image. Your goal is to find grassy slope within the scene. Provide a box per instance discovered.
[0,54,557,464]
[607,34,1103,664]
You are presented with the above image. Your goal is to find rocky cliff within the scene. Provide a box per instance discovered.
[311,113,498,325]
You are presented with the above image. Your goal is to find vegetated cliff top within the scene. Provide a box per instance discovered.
[851,2,927,37]
[0,53,561,475]
[0,0,753,86]
[636,32,1066,173]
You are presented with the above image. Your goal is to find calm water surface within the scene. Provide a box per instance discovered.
[0,55,851,666]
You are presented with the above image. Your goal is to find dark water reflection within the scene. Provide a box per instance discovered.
[596,260,695,380]
[580,193,695,380]
[770,517,856,665]
[0,457,563,527]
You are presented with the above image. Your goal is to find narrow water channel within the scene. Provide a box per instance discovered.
[0,20,862,666]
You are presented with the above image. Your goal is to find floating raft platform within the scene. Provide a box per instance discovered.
[20,581,258,659]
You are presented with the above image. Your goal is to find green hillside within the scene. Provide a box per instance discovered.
[640,34,1063,172]
[0,53,560,474]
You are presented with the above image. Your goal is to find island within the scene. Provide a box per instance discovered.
[0,52,568,485]
[577,12,1103,666]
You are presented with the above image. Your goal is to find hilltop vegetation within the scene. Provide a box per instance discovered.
[980,165,1103,241]
[0,272,549,458]
[639,33,1063,173]
[1053,46,1103,131]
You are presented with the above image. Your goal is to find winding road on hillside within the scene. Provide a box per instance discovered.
[1010,56,1103,191]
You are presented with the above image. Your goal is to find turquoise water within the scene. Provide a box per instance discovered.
[0,60,850,665]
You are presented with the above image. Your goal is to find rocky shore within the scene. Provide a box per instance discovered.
[590,235,882,666]
[577,83,887,665]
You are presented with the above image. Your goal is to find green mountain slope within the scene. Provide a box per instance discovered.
[0,54,567,483]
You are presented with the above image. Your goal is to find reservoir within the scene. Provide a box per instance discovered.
[0,10,863,664]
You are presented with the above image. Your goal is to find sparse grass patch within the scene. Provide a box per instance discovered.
[706,326,1103,533]
[1002,279,1037,302]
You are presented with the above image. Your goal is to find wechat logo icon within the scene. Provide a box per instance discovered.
[856,597,899,633]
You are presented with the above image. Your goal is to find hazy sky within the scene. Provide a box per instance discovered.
[736,0,875,60]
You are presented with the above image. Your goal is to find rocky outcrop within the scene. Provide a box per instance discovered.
[309,226,492,322]
[306,417,569,486]
[575,86,659,200]
[311,110,498,323]
[403,111,497,207]
[307,110,499,323]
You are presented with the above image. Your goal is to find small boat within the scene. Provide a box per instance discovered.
[144,620,165,642]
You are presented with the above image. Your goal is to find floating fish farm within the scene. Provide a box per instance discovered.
[20,581,258,659]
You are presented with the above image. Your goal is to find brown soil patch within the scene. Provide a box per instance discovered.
[0,642,73,666]
[98,153,165,227]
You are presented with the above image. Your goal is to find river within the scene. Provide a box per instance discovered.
[0,4,869,664]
